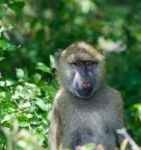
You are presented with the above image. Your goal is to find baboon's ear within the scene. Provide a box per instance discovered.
[54,49,63,68]
[99,48,104,55]
[99,48,106,57]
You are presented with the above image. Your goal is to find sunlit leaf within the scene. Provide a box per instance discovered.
[36,62,51,73]
[0,40,16,51]
[0,57,5,61]
[35,98,48,111]
[16,68,24,80]
[1,114,14,124]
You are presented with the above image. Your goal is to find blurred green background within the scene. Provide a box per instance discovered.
[0,0,141,149]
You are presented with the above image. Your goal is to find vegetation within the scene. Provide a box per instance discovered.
[0,0,141,149]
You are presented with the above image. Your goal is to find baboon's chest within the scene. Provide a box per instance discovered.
[61,110,116,150]
[60,101,117,150]
[61,103,115,135]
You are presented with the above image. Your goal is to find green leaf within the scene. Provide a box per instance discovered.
[5,80,15,86]
[0,40,16,51]
[35,98,48,111]
[0,81,5,87]
[16,68,24,80]
[33,73,42,83]
[0,57,5,61]
[36,62,51,73]
[1,114,14,124]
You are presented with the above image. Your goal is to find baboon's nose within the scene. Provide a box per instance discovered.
[82,80,91,88]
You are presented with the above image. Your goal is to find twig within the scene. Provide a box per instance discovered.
[116,128,140,150]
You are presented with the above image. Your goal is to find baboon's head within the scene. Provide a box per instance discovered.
[55,42,105,98]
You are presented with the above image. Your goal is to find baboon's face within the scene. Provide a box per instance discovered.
[69,60,98,98]
[55,42,105,99]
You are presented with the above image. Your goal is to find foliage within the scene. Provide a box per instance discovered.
[0,66,57,150]
[0,0,141,149]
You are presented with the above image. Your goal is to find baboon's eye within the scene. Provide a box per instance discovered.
[86,61,97,67]
[73,61,82,67]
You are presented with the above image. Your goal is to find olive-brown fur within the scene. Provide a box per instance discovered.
[49,42,125,150]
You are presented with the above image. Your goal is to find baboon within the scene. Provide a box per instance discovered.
[49,42,126,150]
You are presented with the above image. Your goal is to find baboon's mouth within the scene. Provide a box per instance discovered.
[77,88,93,98]
[75,84,93,98]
